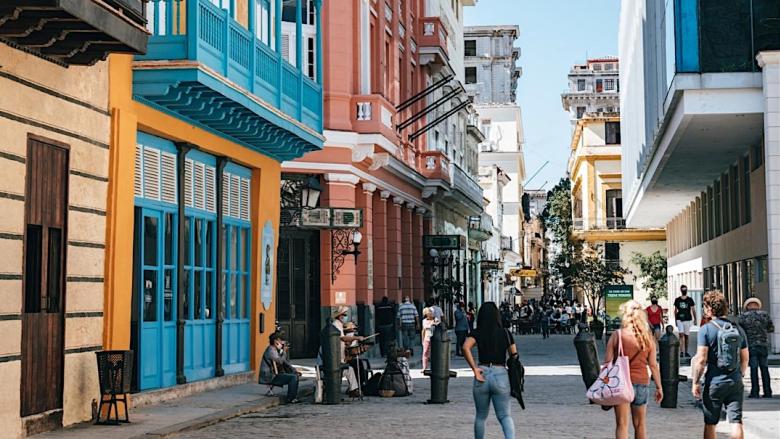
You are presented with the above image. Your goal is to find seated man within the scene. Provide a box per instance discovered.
[344,322,371,391]
[259,332,301,403]
[332,306,364,397]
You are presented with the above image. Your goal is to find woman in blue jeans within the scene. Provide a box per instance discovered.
[462,302,517,439]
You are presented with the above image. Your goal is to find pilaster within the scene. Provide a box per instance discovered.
[412,207,425,303]
[401,202,414,297]
[320,173,360,309]
[387,196,404,302]
[372,190,390,301]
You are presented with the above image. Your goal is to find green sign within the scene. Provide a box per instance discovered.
[604,284,634,318]
[423,235,465,250]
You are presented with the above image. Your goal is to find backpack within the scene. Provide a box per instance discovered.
[711,320,742,372]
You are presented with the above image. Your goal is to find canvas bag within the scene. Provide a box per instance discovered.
[586,330,635,406]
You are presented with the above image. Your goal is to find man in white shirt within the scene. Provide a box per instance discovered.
[331,306,363,397]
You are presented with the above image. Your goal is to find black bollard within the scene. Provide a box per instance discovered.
[320,321,343,405]
[423,325,457,403]
[659,325,680,408]
[573,323,601,389]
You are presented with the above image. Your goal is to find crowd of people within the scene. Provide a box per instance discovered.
[497,296,589,337]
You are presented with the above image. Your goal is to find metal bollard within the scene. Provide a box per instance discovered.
[320,321,343,405]
[423,325,457,403]
[573,323,601,389]
[659,325,680,408]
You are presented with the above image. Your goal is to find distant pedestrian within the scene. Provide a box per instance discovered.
[397,296,419,354]
[375,296,396,357]
[467,302,476,332]
[455,302,469,356]
[692,291,749,439]
[421,307,439,370]
[674,285,696,357]
[603,301,663,439]
[645,297,663,340]
[738,297,774,399]
[462,302,517,439]
[540,308,551,339]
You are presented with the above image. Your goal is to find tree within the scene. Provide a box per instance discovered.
[631,251,668,299]
[541,179,580,292]
[573,247,629,323]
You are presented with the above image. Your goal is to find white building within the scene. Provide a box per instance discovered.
[464,25,521,104]
[619,0,780,350]
[561,57,620,121]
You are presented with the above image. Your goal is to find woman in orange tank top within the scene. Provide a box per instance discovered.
[604,300,663,439]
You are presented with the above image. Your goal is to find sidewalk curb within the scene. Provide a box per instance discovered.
[132,383,314,438]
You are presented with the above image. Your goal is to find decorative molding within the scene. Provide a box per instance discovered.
[369,152,391,171]
[324,173,361,185]
[380,190,392,199]
[392,196,404,205]
[415,207,427,215]
[405,201,416,210]
[362,182,378,193]
[352,143,375,162]
[422,187,438,199]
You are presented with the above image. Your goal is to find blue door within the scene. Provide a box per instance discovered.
[222,222,251,373]
[137,208,177,390]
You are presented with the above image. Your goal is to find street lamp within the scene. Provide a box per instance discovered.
[301,175,322,208]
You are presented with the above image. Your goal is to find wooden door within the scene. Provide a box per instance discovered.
[20,136,69,417]
[276,230,319,358]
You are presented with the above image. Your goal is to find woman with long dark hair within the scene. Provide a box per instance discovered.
[462,302,517,439]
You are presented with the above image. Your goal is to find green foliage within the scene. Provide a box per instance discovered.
[631,251,668,299]
[542,179,581,290]
[573,247,629,322]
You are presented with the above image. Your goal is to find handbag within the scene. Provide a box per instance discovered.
[586,329,635,406]
[504,329,526,409]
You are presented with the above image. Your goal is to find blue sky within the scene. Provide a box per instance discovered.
[465,0,620,191]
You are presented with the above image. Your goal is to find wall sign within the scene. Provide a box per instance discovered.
[261,220,275,310]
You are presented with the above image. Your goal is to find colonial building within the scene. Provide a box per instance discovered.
[620,0,780,346]
[561,57,620,121]
[0,1,148,436]
[519,189,547,300]
[563,58,666,308]
[278,0,483,356]
[104,0,324,398]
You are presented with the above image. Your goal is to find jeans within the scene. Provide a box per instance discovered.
[377,324,395,357]
[473,366,515,439]
[455,330,467,356]
[401,324,417,351]
[270,373,299,401]
[749,345,773,396]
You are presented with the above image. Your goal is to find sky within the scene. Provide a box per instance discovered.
[464,0,621,191]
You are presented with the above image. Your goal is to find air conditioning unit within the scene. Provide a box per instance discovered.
[300,208,331,228]
[331,208,362,228]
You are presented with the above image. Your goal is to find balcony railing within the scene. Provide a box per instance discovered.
[572,217,626,230]
[421,150,450,183]
[418,16,448,59]
[451,162,484,207]
[351,94,396,139]
[501,236,515,252]
[139,0,322,133]
[606,217,626,230]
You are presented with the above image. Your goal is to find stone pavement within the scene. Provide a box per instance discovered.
[175,334,779,439]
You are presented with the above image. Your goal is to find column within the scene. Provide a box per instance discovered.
[412,207,425,303]
[387,196,403,303]
[758,51,780,353]
[356,183,376,305]
[320,173,359,320]
[401,202,413,299]
[373,190,390,301]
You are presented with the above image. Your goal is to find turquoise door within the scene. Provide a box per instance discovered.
[137,208,177,390]
[184,215,217,381]
[222,221,251,373]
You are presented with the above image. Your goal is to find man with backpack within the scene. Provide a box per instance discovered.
[692,291,749,439]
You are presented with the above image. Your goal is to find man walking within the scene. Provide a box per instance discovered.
[692,291,749,439]
[674,285,696,357]
[454,302,469,356]
[375,296,395,357]
[738,297,774,398]
[397,296,419,354]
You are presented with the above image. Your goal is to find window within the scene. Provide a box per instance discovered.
[481,119,491,139]
[577,79,586,91]
[282,0,296,22]
[605,63,614,70]
[605,189,623,228]
[605,242,620,268]
[464,40,476,57]
[255,0,271,45]
[605,122,621,145]
[465,66,477,84]
[306,37,315,79]
[604,79,615,91]
[595,79,604,92]
[576,106,586,119]
[593,63,602,71]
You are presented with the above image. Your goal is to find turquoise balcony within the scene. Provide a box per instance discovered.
[133,0,323,161]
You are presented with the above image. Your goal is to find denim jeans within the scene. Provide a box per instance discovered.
[455,330,468,355]
[749,345,773,396]
[270,373,299,401]
[401,324,417,351]
[473,366,515,439]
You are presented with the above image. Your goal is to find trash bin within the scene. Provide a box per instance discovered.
[573,323,600,390]
[95,350,133,425]
[659,325,680,408]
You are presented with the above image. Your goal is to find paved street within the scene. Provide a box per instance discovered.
[177,334,777,439]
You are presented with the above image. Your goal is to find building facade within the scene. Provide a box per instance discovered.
[0,1,148,436]
[518,189,547,299]
[563,58,666,308]
[104,0,324,399]
[561,57,620,121]
[464,25,525,303]
[620,0,780,348]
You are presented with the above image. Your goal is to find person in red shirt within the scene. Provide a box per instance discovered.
[645,297,664,339]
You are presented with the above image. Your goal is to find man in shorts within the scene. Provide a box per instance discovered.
[692,291,749,439]
[674,285,696,357]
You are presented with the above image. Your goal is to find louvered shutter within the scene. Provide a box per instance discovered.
[134,145,143,196]
[282,33,291,63]
[239,177,250,221]
[161,152,177,203]
[184,159,193,207]
[194,162,205,210]
[230,174,240,218]
[142,147,161,200]
[205,166,216,213]
[222,173,230,217]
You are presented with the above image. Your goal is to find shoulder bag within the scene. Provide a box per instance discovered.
[586,329,635,406]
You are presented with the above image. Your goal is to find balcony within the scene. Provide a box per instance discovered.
[417,16,448,66]
[468,214,493,242]
[451,162,484,210]
[133,0,323,162]
[352,94,397,140]
[501,235,515,252]
[420,150,450,183]
[0,0,149,65]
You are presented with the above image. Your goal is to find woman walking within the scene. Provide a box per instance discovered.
[462,302,517,439]
[604,300,663,439]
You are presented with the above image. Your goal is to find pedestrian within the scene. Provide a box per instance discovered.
[738,297,774,399]
[540,308,550,339]
[421,307,439,370]
[375,296,395,357]
[259,332,301,403]
[462,302,517,439]
[397,296,419,354]
[674,285,696,357]
[603,300,663,439]
[691,291,749,439]
[645,297,663,340]
[467,302,476,332]
[454,302,469,356]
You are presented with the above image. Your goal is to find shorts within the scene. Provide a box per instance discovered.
[702,378,744,425]
[676,320,693,335]
[651,324,662,332]
[632,384,649,406]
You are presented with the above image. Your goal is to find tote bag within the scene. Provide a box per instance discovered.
[586,330,635,406]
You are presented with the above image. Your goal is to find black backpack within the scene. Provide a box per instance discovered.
[363,372,383,396]
[379,360,410,397]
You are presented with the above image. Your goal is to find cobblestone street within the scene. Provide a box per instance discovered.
[176,334,775,439]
